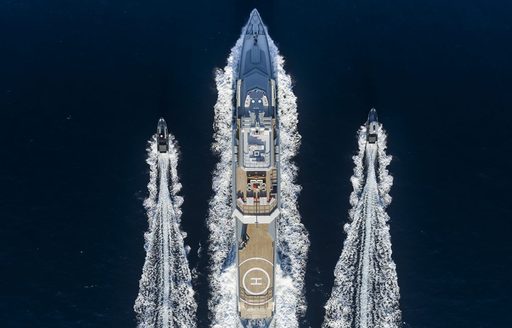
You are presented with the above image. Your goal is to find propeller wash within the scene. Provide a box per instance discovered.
[134,124,197,328]
[207,10,309,328]
[323,110,401,328]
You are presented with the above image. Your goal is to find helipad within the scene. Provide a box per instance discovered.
[238,224,275,318]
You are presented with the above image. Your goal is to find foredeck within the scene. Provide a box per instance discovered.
[238,223,274,319]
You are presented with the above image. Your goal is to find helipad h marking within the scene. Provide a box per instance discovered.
[242,268,270,296]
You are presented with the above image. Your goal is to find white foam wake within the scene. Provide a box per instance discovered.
[207,27,309,328]
[207,29,244,328]
[322,125,401,328]
[134,135,197,328]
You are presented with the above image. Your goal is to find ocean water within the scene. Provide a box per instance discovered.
[1,0,511,327]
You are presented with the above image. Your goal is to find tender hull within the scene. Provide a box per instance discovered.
[157,118,169,153]
[232,9,278,325]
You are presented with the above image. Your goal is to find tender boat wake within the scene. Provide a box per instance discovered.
[207,10,309,328]
[323,112,401,328]
[134,131,197,328]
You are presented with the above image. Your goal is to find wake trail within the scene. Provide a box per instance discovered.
[323,125,401,328]
[207,27,309,328]
[134,135,197,328]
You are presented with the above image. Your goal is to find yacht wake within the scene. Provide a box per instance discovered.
[207,29,244,328]
[207,28,309,328]
[134,135,197,328]
[268,37,309,327]
[322,125,401,328]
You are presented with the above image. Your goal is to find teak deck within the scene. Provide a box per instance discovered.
[238,223,274,319]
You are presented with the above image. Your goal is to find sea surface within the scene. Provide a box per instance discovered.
[1,0,512,327]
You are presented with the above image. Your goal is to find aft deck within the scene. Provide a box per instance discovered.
[236,167,278,215]
[238,223,275,319]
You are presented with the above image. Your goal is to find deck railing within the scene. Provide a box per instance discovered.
[236,199,277,215]
[239,288,273,307]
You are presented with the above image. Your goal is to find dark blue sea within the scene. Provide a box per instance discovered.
[1,0,512,327]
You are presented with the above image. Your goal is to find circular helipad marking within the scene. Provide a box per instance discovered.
[242,267,270,296]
